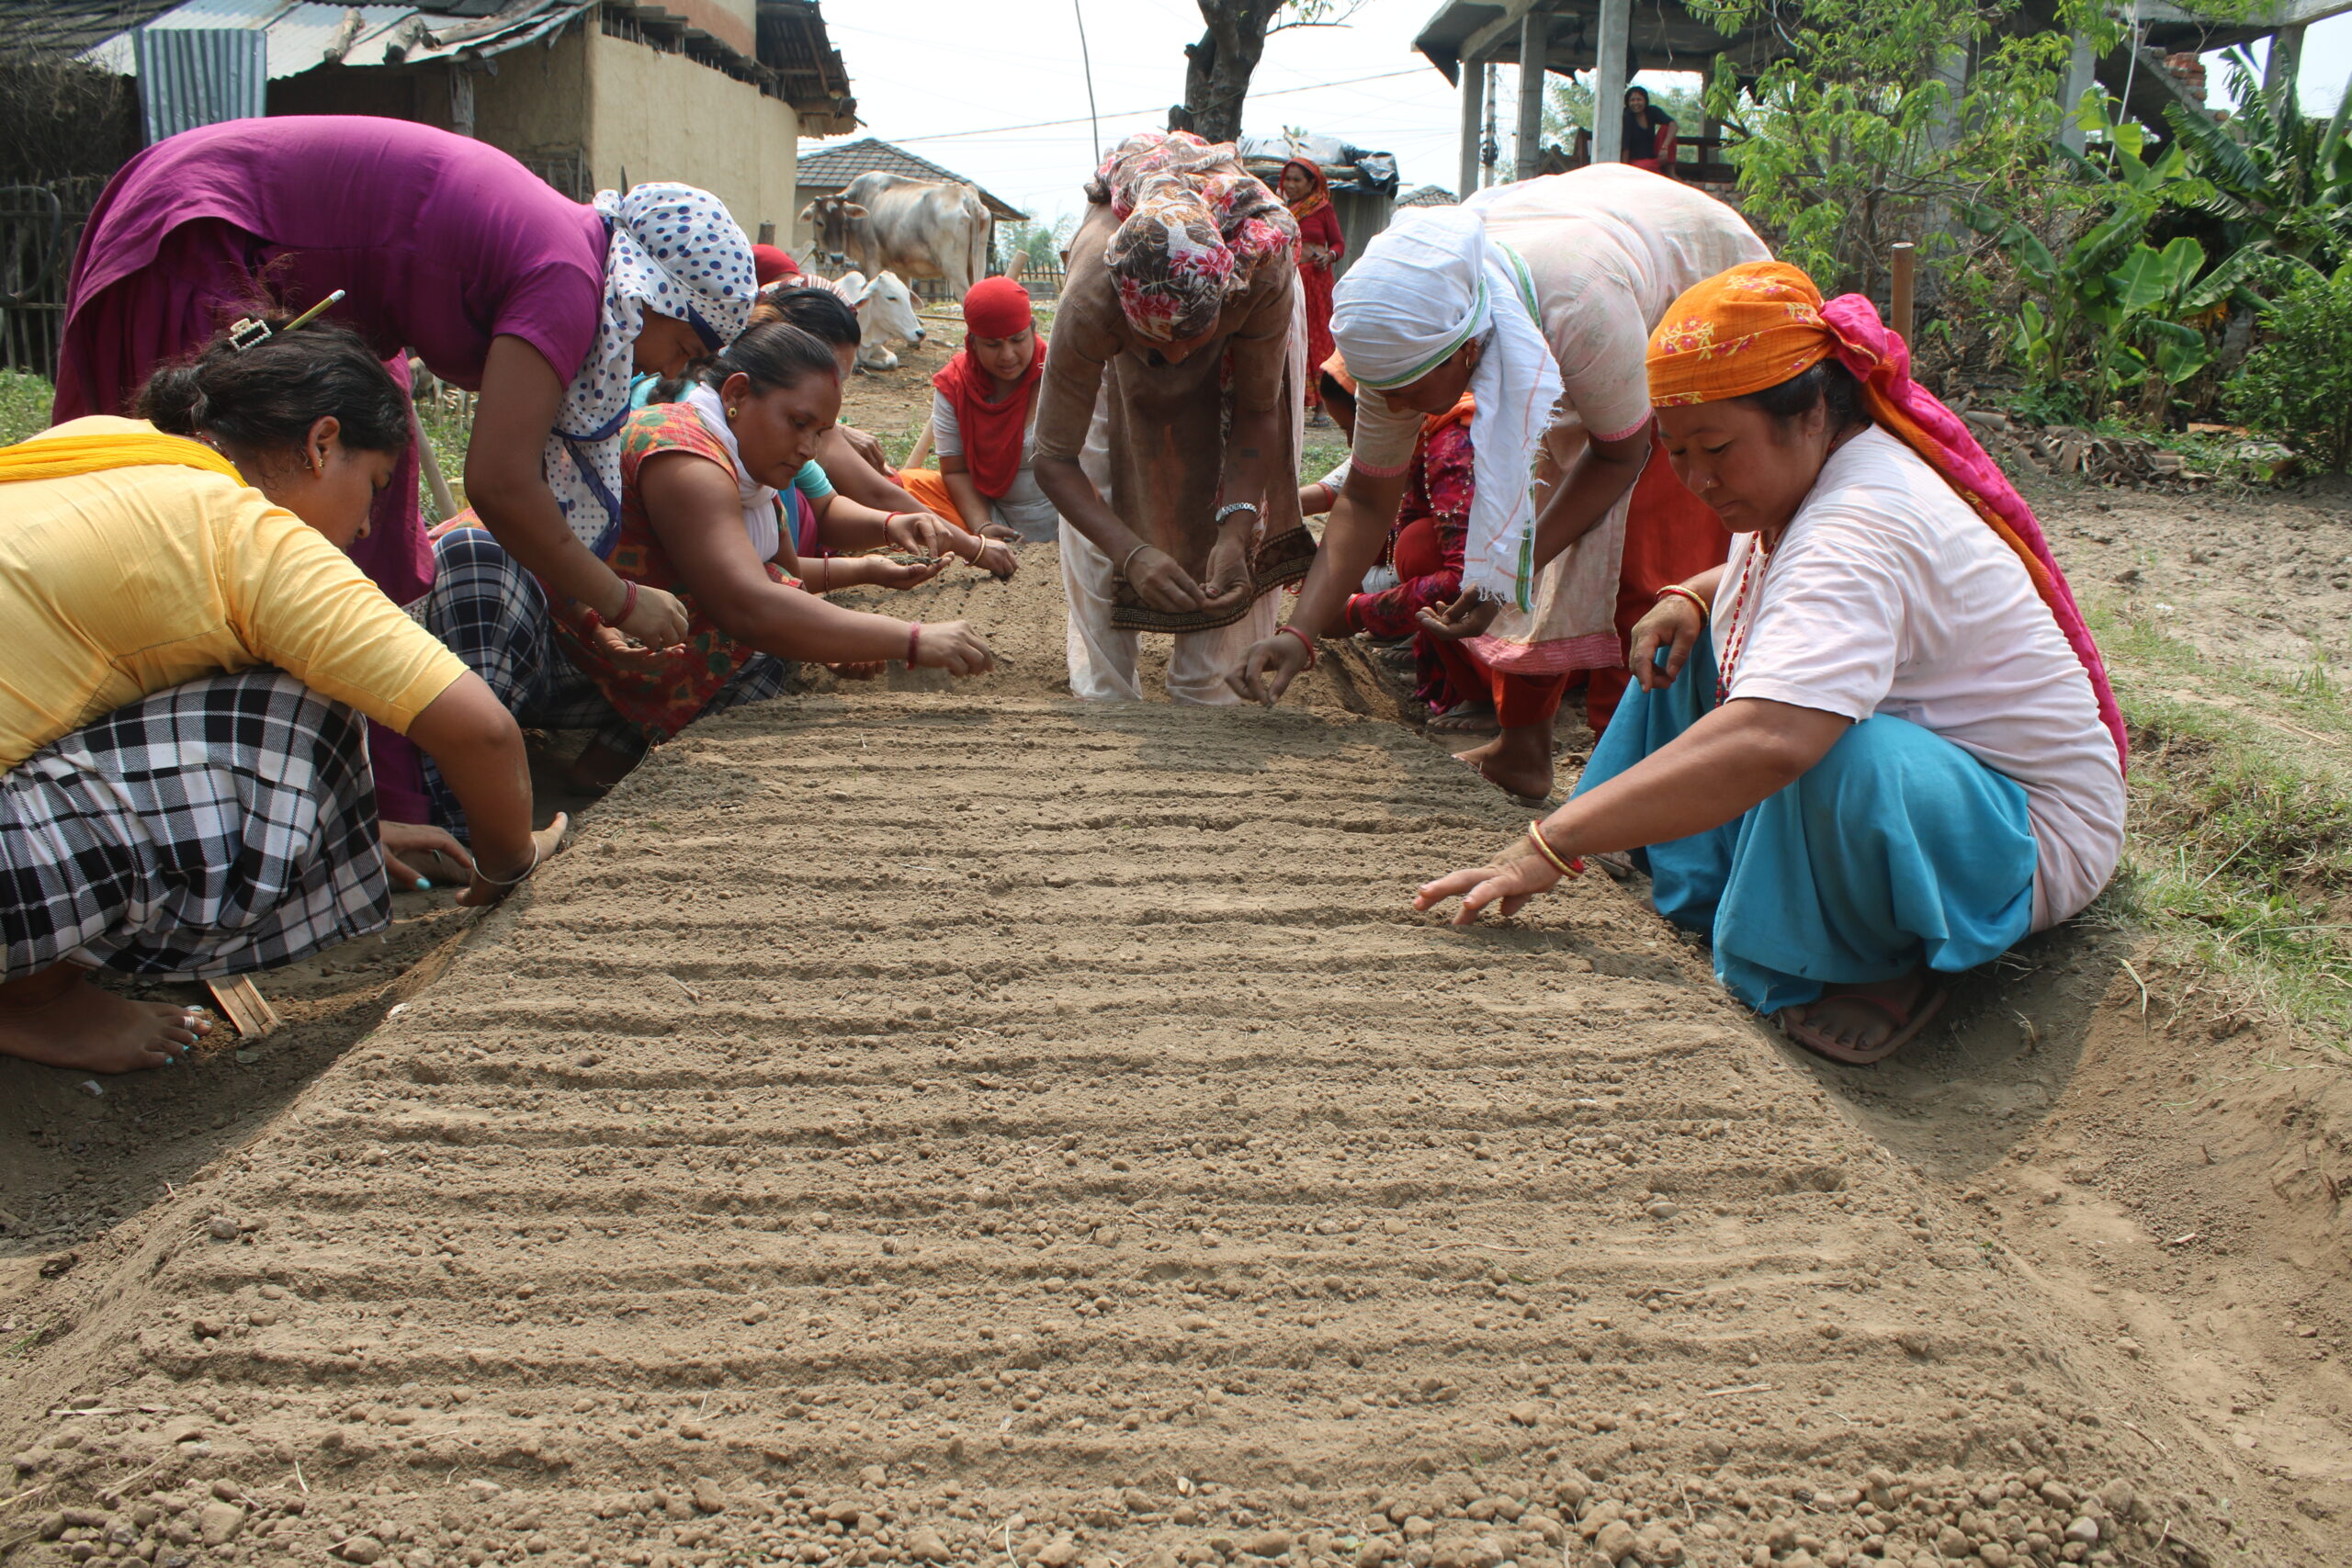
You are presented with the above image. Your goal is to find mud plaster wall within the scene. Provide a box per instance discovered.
[582,30,800,246]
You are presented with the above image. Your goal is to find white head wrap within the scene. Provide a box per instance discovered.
[1330,207,1561,609]
[548,184,756,556]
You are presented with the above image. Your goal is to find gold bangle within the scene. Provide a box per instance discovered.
[1525,822,1585,878]
[1656,583,1711,621]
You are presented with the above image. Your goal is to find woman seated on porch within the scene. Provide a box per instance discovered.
[896,276,1059,544]
[0,320,560,1075]
[1623,86,1679,176]
[1415,261,2128,1066]
[423,321,997,803]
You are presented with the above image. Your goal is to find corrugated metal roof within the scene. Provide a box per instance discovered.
[1397,184,1459,207]
[77,0,592,80]
[0,1,184,59]
[131,26,265,141]
[796,138,1025,221]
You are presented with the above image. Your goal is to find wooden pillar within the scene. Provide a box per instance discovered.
[1514,9,1549,181]
[1458,53,1486,200]
[2058,31,2095,153]
[2265,24,2306,107]
[1591,0,1631,164]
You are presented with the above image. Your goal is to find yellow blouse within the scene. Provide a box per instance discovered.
[0,417,469,773]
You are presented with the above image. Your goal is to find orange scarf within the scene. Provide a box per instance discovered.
[1646,260,2125,768]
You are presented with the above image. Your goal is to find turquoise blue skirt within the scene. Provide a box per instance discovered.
[1574,637,2038,1015]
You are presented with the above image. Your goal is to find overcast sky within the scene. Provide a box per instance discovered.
[808,0,2352,230]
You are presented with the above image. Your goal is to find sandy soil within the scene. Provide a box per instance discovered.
[2,479,2347,1565]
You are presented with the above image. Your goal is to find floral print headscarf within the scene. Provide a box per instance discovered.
[548,183,755,556]
[1091,130,1297,343]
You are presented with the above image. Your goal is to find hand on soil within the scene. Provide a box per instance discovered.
[1226,633,1311,706]
[1414,842,1571,923]
[458,814,570,908]
[910,621,995,676]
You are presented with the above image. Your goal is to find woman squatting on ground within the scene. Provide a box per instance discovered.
[0,321,563,1075]
[1417,262,2127,1066]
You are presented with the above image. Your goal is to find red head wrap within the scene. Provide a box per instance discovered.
[963,276,1034,339]
[752,244,796,286]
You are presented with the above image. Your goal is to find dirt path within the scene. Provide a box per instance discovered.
[2,543,2331,1568]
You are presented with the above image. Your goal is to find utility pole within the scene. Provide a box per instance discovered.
[1481,62,1499,187]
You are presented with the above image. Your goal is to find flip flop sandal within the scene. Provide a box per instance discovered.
[1590,850,1642,883]
[1778,984,1948,1066]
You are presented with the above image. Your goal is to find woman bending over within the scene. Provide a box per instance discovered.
[425,322,997,798]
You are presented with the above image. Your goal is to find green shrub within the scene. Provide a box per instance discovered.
[0,370,53,446]
[2227,263,2352,469]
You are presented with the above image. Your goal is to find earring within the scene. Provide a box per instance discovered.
[727,407,739,419]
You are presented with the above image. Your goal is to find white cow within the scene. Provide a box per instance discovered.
[834,269,924,372]
[799,173,990,299]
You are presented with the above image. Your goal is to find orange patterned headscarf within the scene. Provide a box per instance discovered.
[1645,260,1836,405]
[1645,260,2127,770]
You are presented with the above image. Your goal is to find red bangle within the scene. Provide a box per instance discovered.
[1276,624,1317,668]
[907,623,922,666]
[617,579,639,626]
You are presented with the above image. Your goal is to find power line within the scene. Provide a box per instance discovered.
[885,68,1430,145]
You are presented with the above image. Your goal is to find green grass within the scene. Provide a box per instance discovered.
[2093,601,2352,1053]
[0,369,53,445]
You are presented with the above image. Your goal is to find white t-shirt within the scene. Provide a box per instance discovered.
[1712,427,2124,929]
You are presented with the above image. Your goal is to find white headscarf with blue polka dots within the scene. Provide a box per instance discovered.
[548,183,755,555]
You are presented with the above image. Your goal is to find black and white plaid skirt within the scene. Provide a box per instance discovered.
[0,670,389,980]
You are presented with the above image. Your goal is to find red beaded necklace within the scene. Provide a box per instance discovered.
[1713,530,1777,707]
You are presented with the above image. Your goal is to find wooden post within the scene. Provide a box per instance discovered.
[1592,0,1631,164]
[1458,51,1485,200]
[1514,7,1549,181]
[1890,242,1917,348]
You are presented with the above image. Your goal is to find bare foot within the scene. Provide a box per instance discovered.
[0,964,209,1074]
[1780,971,1947,1066]
[1426,701,1498,736]
[1453,725,1556,802]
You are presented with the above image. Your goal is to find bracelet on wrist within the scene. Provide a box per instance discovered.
[476,840,541,889]
[1524,822,1585,878]
[1656,582,1710,621]
[1275,624,1317,668]
[906,622,922,666]
[1215,501,1261,527]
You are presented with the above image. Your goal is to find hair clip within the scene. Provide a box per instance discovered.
[226,289,347,355]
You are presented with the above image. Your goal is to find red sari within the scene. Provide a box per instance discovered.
[1283,160,1345,409]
